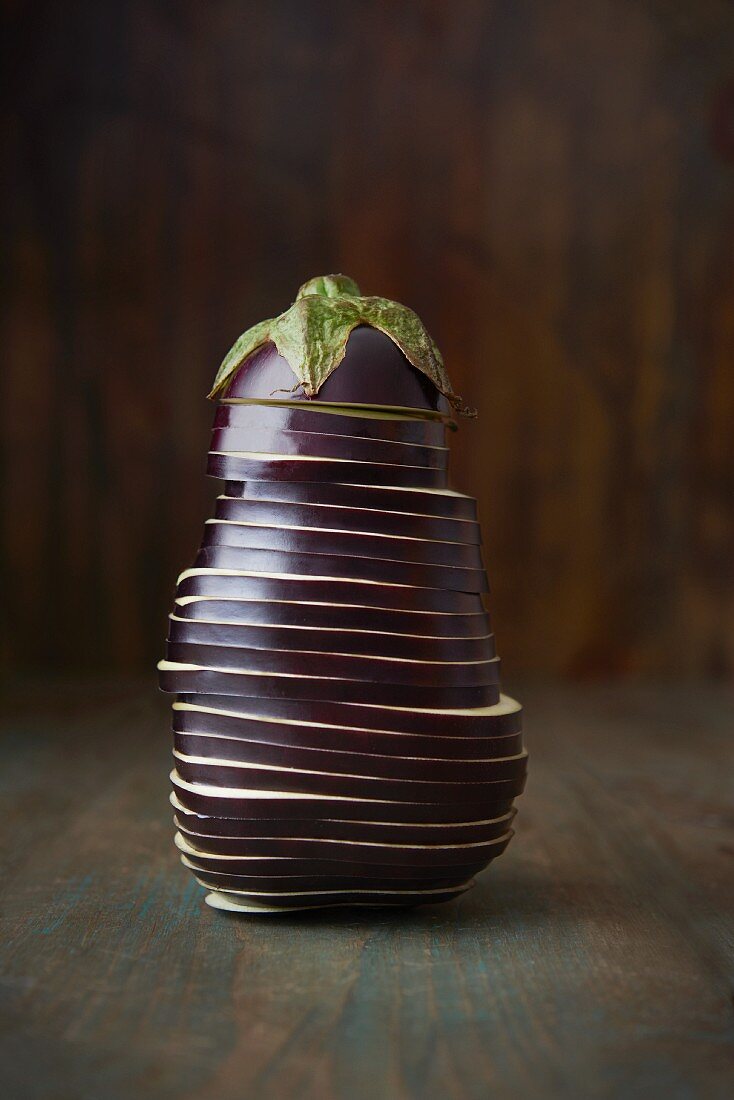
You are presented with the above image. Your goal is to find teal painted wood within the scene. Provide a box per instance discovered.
[1,680,733,1099]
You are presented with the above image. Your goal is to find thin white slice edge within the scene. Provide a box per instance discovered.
[217,494,476,523]
[158,657,499,685]
[175,830,511,859]
[204,885,472,913]
[172,748,524,783]
[191,870,475,898]
[167,616,490,666]
[170,789,516,829]
[175,593,486,619]
[205,517,465,545]
[173,693,519,732]
[172,606,490,641]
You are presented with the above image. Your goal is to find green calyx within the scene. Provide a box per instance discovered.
[208,274,473,415]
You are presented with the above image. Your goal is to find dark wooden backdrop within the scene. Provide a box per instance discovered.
[2,0,734,676]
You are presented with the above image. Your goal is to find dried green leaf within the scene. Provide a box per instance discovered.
[270,296,362,397]
[209,274,474,415]
[207,316,274,398]
[296,274,361,300]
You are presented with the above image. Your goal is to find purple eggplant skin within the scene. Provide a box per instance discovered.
[173,753,526,803]
[210,427,449,469]
[167,628,497,678]
[164,639,499,687]
[222,328,451,413]
[181,855,497,885]
[159,664,501,708]
[182,860,480,892]
[171,773,517,823]
[223,480,478,521]
[168,614,496,661]
[198,520,484,569]
[176,692,522,737]
[172,705,522,759]
[175,596,490,639]
[192,543,489,594]
[172,731,527,781]
[175,596,490,638]
[214,402,450,445]
[174,810,516,851]
[207,452,449,490]
[180,831,499,865]
[175,572,486,615]
[176,832,512,874]
[213,496,481,543]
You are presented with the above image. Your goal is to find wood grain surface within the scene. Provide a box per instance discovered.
[2,1,734,677]
[1,679,733,1099]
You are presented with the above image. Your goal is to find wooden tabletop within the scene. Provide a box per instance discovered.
[2,679,733,1099]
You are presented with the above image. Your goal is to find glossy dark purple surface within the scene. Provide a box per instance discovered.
[222,327,451,413]
[223,479,477,520]
[173,732,526,782]
[194,542,488,593]
[210,427,449,468]
[160,665,500,708]
[174,755,525,802]
[165,639,499,687]
[177,692,521,737]
[206,452,448,489]
[213,496,481,542]
[198,520,483,568]
[214,401,451,444]
[174,596,490,638]
[171,772,516,822]
[168,615,495,660]
[175,816,514,853]
[177,568,486,612]
[173,809,515,846]
[171,706,521,759]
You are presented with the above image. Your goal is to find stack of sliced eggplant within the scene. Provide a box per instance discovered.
[159,278,526,913]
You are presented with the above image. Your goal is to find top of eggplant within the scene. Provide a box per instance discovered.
[208,275,473,416]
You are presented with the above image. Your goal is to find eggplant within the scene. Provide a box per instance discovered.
[174,815,516,853]
[170,771,516,823]
[172,703,522,759]
[214,402,450,444]
[176,570,486,614]
[178,829,509,865]
[223,479,478,521]
[211,427,449,468]
[175,831,511,878]
[201,519,484,568]
[175,692,522,737]
[183,857,480,892]
[191,545,488,593]
[172,732,527,782]
[175,597,491,638]
[172,793,517,844]
[164,640,500,687]
[158,660,501,708]
[168,614,495,661]
[172,751,525,803]
[160,275,526,912]
[207,453,449,490]
[203,885,472,913]
[214,496,481,543]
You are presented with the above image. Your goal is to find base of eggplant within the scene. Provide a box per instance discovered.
[203,879,474,914]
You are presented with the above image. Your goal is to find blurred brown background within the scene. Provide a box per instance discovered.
[2,0,733,678]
